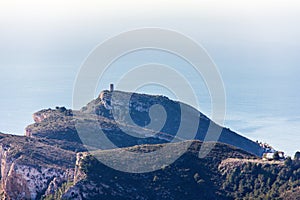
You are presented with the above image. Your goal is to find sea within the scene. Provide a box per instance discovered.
[0,50,299,157]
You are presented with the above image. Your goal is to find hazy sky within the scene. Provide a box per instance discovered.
[0,0,299,155]
[1,0,300,68]
[1,0,300,108]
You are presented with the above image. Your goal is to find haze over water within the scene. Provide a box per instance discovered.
[0,0,299,156]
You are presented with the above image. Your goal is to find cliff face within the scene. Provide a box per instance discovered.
[32,107,73,124]
[0,133,87,200]
[26,108,75,138]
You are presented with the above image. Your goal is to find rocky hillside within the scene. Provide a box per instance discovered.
[26,90,264,156]
[0,90,297,199]
[47,141,300,200]
[57,141,257,200]
[0,133,89,199]
[0,131,298,200]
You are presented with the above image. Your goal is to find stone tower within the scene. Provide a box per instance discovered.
[110,83,114,92]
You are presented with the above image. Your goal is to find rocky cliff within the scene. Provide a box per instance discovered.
[0,133,88,199]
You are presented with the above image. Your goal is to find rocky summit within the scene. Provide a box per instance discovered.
[0,90,298,199]
[26,90,264,156]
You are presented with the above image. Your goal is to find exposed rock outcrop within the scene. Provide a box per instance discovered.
[0,133,86,199]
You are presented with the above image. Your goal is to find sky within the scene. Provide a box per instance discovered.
[1,0,300,65]
[0,0,299,155]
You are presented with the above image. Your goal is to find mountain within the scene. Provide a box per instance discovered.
[0,90,298,199]
[25,90,264,156]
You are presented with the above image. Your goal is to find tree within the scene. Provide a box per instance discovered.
[284,157,292,166]
[273,151,280,161]
[294,151,300,161]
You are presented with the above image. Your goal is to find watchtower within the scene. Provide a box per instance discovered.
[110,83,114,92]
